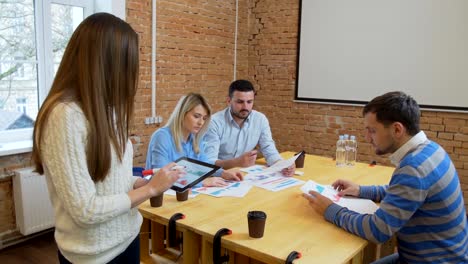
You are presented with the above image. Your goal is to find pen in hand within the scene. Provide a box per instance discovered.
[142,165,186,179]
[142,168,160,176]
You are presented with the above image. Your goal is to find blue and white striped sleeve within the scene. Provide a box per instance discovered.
[324,168,426,244]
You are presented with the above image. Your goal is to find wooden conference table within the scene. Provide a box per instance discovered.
[139,152,395,264]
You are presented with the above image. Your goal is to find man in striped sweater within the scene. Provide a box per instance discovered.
[303,91,468,264]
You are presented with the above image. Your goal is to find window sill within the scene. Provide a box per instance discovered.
[0,140,33,156]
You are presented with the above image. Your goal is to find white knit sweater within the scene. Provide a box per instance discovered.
[41,102,142,263]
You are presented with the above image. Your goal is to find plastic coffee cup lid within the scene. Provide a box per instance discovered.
[248,211,267,219]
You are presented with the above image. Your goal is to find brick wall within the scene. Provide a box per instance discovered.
[127,0,250,166]
[1,0,467,245]
[248,0,468,206]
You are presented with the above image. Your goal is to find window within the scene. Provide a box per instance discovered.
[12,56,26,79]
[16,97,27,114]
[0,0,93,154]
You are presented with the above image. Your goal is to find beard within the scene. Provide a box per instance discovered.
[375,148,390,155]
[374,141,398,156]
[231,109,250,120]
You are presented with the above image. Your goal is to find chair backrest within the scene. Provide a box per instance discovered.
[132,167,144,177]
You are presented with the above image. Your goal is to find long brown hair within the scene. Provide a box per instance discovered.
[32,13,139,182]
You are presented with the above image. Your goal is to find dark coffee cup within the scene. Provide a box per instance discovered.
[295,151,306,168]
[176,190,189,202]
[150,194,164,207]
[247,211,267,238]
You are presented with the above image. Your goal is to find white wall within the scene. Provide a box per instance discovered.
[296,0,468,111]
[94,0,126,20]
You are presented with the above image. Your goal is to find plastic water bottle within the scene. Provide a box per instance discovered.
[336,135,346,167]
[343,134,350,165]
[346,135,357,166]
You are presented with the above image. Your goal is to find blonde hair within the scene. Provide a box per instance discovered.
[166,93,211,154]
[32,13,139,182]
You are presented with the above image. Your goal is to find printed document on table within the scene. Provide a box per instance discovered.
[193,181,252,198]
[301,180,379,214]
[242,152,302,175]
[245,173,304,192]
[240,165,266,174]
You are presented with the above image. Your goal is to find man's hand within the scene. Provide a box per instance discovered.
[281,163,295,177]
[302,191,334,215]
[236,150,257,167]
[221,170,243,181]
[331,179,360,197]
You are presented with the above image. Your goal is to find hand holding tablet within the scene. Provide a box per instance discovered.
[144,162,185,197]
[143,158,220,192]
[142,165,186,178]
[170,157,221,192]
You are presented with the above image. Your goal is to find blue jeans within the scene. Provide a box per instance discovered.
[371,253,400,264]
[58,234,140,264]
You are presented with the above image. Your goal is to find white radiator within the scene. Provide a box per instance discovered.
[13,167,54,236]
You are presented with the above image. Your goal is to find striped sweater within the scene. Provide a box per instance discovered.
[325,134,468,263]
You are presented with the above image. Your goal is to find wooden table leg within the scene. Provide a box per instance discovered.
[201,238,214,264]
[151,221,166,254]
[350,250,363,264]
[183,229,201,264]
[233,252,249,264]
[378,236,397,259]
[363,242,377,264]
[140,218,150,261]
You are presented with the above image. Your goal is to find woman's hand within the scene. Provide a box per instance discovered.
[133,177,149,189]
[146,162,184,196]
[202,177,229,187]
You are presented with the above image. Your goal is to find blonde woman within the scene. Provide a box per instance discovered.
[146,93,243,186]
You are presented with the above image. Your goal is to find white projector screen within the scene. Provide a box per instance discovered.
[296,0,468,112]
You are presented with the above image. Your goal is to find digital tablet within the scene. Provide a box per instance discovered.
[170,157,220,192]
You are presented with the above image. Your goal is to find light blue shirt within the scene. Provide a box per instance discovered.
[204,107,282,166]
[145,126,221,178]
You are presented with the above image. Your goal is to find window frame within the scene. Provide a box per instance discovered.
[0,0,93,155]
[37,0,94,107]
[0,0,126,156]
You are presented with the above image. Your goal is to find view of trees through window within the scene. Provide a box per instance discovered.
[0,0,84,132]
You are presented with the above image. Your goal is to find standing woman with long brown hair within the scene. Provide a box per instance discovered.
[32,13,182,263]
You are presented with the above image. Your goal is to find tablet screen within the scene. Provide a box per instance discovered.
[171,157,220,192]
